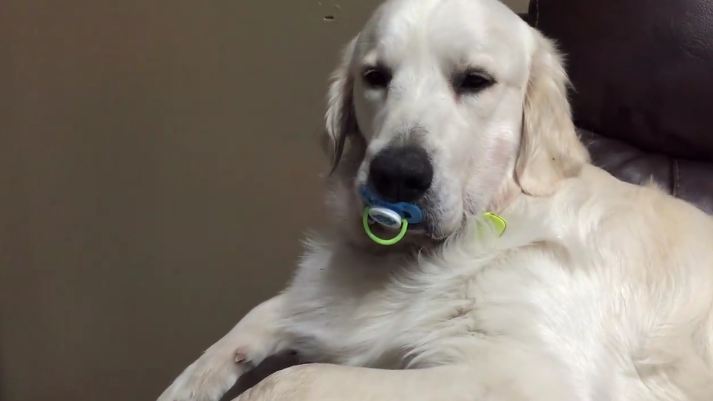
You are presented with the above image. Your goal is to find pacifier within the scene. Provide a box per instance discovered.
[360,186,423,246]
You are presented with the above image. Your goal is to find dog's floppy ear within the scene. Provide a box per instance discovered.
[324,37,359,172]
[515,31,589,196]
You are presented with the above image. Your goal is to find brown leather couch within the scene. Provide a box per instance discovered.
[524,0,713,214]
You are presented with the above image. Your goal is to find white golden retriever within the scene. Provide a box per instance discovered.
[159,0,713,399]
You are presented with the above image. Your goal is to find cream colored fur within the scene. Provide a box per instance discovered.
[158,0,713,400]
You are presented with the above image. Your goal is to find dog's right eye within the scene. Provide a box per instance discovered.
[453,69,495,95]
[362,66,392,89]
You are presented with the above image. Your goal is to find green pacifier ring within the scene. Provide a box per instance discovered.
[362,208,409,246]
[484,212,507,236]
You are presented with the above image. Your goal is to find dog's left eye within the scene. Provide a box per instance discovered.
[362,66,392,89]
[454,70,495,94]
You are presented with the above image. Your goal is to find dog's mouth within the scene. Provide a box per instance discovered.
[356,187,445,245]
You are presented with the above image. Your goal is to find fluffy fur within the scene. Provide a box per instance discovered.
[158,0,713,400]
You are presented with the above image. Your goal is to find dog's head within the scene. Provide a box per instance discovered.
[325,0,588,243]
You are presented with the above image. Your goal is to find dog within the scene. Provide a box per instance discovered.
[158,0,713,399]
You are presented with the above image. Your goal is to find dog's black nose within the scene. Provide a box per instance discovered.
[368,146,433,202]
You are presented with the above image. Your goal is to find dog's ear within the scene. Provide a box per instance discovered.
[324,38,359,173]
[515,31,589,196]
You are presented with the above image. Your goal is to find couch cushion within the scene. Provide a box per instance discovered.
[529,0,713,162]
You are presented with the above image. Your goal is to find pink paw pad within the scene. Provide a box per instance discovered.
[233,349,249,364]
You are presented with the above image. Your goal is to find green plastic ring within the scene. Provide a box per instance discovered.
[483,212,508,236]
[362,208,409,246]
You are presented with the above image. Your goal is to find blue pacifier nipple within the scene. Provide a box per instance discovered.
[359,187,424,225]
[360,186,424,246]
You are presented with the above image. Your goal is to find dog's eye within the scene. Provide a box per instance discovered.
[454,70,495,94]
[362,66,392,89]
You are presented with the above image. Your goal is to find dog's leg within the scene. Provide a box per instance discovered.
[158,295,289,401]
[232,345,578,401]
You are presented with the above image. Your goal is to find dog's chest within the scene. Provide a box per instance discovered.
[282,269,479,368]
[279,237,626,376]
[279,243,565,368]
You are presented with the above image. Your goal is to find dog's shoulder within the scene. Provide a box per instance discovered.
[569,165,713,255]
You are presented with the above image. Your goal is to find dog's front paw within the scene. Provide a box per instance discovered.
[233,364,317,401]
[158,348,252,401]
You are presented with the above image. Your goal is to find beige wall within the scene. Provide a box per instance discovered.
[0,1,528,400]
[508,0,530,12]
